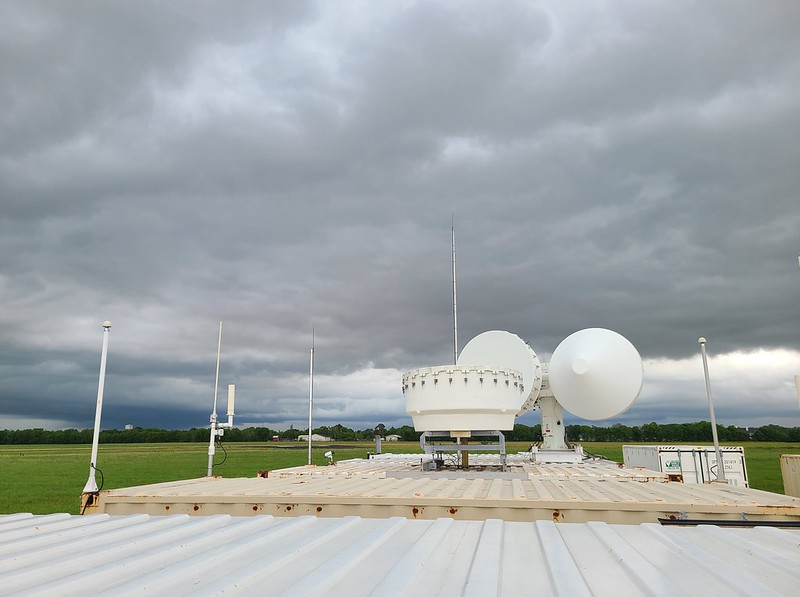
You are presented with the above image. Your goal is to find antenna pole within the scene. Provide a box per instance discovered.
[796,257,800,409]
[451,217,458,365]
[207,322,223,477]
[212,321,222,416]
[83,321,112,494]
[698,337,727,483]
[308,329,315,465]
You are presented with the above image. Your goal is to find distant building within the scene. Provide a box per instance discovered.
[298,434,332,442]
[385,434,401,442]
[124,424,134,431]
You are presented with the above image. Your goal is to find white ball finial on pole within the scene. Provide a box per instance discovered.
[83,321,112,494]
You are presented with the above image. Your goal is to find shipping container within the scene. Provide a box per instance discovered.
[622,445,748,487]
[781,454,800,497]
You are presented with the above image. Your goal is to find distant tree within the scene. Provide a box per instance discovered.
[339,426,358,441]
[2,422,800,445]
[330,424,356,441]
[640,422,659,442]
[719,425,749,442]
[508,424,536,442]
[753,425,790,442]
[280,428,301,441]
[396,425,420,442]
[313,426,332,438]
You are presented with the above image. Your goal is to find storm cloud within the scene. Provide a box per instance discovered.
[1,1,799,432]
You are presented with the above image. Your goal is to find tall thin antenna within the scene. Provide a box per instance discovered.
[698,336,727,483]
[451,216,459,365]
[212,322,222,416]
[207,321,223,477]
[307,328,315,465]
[83,321,112,494]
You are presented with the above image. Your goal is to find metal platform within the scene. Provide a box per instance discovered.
[86,456,800,524]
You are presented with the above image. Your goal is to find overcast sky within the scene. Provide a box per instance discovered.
[2,1,799,433]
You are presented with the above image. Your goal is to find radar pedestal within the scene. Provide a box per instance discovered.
[538,396,566,448]
[526,363,583,462]
[531,395,584,462]
[419,430,508,469]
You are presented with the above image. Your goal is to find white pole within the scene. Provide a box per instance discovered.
[212,321,222,416]
[83,321,111,493]
[795,375,800,410]
[307,329,315,465]
[698,337,727,483]
[207,322,222,477]
[451,217,458,365]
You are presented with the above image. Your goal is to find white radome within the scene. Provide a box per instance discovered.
[457,330,542,412]
[548,328,643,420]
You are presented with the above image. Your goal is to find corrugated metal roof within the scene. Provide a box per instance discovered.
[2,512,799,595]
[92,472,800,523]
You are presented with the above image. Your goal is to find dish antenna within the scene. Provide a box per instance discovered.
[403,327,643,458]
[548,328,643,420]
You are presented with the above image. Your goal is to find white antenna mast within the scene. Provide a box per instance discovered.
[698,337,727,483]
[307,328,315,465]
[83,321,112,494]
[206,322,235,476]
[452,216,458,365]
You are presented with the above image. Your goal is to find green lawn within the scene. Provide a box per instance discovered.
[0,442,399,515]
[0,441,795,515]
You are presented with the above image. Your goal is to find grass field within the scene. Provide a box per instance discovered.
[0,441,796,515]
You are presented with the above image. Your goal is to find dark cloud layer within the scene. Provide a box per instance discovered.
[1,1,799,431]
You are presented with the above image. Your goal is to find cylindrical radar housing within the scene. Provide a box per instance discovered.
[403,365,526,431]
[548,328,643,420]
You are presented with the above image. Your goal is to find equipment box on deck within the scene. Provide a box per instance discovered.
[623,445,748,487]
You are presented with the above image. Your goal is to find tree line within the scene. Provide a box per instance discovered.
[1,421,799,445]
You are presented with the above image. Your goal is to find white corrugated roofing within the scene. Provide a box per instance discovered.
[2,512,798,595]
